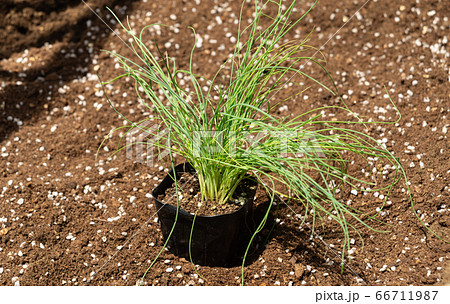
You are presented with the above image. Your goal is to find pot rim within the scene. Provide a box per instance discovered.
[151,162,258,219]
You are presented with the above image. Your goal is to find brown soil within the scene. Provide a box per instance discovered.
[0,0,449,286]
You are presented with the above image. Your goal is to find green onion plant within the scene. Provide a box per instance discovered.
[99,0,412,283]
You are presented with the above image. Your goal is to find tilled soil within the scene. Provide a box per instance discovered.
[0,0,449,286]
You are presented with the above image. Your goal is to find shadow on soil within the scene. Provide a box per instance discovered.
[268,202,367,284]
[0,0,139,142]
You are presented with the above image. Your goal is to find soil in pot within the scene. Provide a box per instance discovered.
[160,172,256,216]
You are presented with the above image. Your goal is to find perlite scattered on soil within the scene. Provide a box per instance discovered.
[0,0,448,286]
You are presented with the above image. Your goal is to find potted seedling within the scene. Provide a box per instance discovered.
[99,0,409,283]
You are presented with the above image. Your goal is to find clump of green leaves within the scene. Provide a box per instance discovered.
[100,0,409,279]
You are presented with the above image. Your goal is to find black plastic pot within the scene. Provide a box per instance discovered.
[152,163,258,267]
